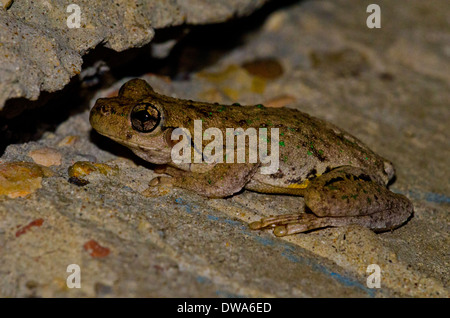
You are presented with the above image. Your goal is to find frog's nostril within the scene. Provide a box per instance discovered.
[100,104,111,116]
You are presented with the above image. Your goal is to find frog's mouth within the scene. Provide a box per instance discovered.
[96,132,153,151]
[95,130,172,163]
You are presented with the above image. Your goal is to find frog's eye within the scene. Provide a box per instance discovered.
[130,103,161,133]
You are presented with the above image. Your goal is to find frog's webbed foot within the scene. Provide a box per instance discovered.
[250,166,413,236]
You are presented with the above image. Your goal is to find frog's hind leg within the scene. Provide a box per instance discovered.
[249,213,334,236]
[251,208,411,237]
[250,166,413,236]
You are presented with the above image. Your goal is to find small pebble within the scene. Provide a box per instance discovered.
[68,161,117,179]
[84,240,110,258]
[57,135,79,147]
[242,58,284,80]
[67,161,118,186]
[0,162,53,198]
[197,64,270,98]
[264,11,288,31]
[15,218,44,237]
[28,147,62,167]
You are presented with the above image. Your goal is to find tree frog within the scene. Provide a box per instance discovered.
[89,79,413,236]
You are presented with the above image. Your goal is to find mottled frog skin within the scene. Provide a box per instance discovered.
[90,79,413,236]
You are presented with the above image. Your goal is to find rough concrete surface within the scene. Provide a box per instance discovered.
[0,0,267,109]
[0,0,449,297]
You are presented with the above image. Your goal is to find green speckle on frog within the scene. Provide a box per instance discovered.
[89,79,413,236]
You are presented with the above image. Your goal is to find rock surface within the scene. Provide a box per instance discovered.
[0,0,267,110]
[0,0,449,297]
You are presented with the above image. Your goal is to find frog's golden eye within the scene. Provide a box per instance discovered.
[130,103,161,133]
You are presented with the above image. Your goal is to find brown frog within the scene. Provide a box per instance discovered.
[89,79,413,236]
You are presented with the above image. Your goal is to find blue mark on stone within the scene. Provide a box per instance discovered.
[196,275,211,284]
[206,214,246,229]
[175,197,193,214]
[281,249,376,297]
[222,218,245,227]
[392,188,450,204]
[280,250,302,263]
[252,234,276,247]
[207,214,220,221]
[329,272,363,288]
[327,270,375,297]
[424,192,450,204]
[215,290,244,298]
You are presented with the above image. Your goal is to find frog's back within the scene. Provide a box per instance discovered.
[247,106,394,189]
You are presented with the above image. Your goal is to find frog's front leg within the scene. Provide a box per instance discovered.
[149,163,259,198]
[250,166,413,236]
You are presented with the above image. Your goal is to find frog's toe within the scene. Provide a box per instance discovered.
[273,226,288,236]
[273,216,332,236]
[143,177,174,197]
[273,224,308,237]
[249,213,327,236]
[149,176,173,187]
[249,220,264,230]
[249,214,304,230]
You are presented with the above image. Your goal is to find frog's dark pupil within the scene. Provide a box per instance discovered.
[131,103,160,133]
[135,110,150,121]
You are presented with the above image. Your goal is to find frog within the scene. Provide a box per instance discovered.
[89,78,413,236]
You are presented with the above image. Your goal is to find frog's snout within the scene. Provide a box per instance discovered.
[91,98,111,116]
[89,98,116,131]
